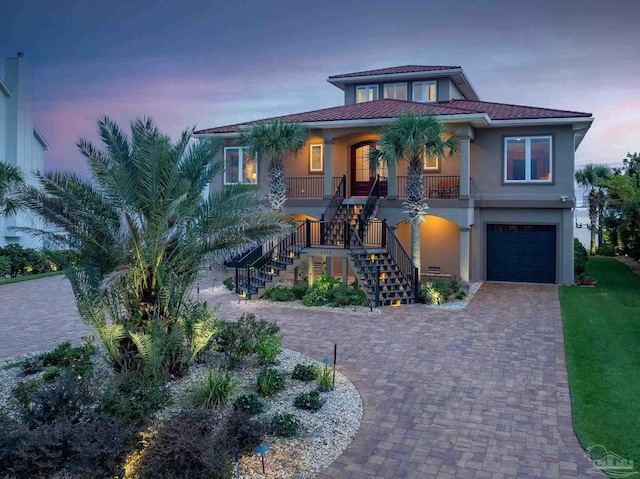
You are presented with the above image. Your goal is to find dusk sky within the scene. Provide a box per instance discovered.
[2,0,638,177]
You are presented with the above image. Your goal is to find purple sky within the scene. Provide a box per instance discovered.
[2,0,639,177]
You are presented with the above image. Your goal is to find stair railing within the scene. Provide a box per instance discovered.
[236,222,306,299]
[381,220,419,301]
[357,175,381,240]
[320,175,346,242]
[346,222,379,310]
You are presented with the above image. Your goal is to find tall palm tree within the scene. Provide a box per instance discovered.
[0,161,25,217]
[575,164,610,255]
[238,119,307,212]
[370,113,460,275]
[19,116,289,376]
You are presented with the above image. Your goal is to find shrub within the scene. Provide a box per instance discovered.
[271,413,300,437]
[134,409,224,479]
[219,409,270,453]
[329,283,368,307]
[21,356,44,375]
[419,277,465,305]
[574,238,589,278]
[12,377,43,409]
[233,393,265,414]
[263,285,296,302]
[256,334,282,365]
[292,280,309,299]
[0,256,10,277]
[294,390,323,411]
[317,364,334,392]
[256,367,286,397]
[216,314,280,365]
[99,372,170,425]
[596,243,616,256]
[41,340,95,381]
[223,276,235,291]
[42,366,61,382]
[291,363,318,381]
[193,369,234,409]
[1,415,135,478]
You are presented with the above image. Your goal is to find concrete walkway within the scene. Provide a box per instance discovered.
[0,277,595,477]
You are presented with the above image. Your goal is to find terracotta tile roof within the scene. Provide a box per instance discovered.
[328,65,460,79]
[194,99,592,135]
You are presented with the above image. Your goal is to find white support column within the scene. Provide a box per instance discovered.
[323,140,334,198]
[342,258,348,283]
[459,136,471,198]
[459,226,470,283]
[387,162,397,199]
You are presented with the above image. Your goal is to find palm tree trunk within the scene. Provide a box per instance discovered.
[406,159,425,275]
[411,216,421,275]
[588,192,597,255]
[267,162,287,212]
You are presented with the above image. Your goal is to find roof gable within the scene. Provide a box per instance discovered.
[328,65,461,79]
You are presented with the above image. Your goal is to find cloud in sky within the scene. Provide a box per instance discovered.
[2,0,638,174]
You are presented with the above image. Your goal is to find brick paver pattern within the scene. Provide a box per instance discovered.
[0,277,596,478]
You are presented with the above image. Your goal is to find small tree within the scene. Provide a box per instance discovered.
[19,116,290,377]
[575,163,610,255]
[369,113,460,275]
[239,120,307,212]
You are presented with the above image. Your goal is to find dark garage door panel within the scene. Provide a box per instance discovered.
[487,224,556,283]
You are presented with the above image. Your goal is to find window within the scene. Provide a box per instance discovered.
[309,144,323,172]
[504,136,552,182]
[356,85,378,103]
[423,150,439,171]
[224,147,257,184]
[412,81,437,103]
[383,82,407,100]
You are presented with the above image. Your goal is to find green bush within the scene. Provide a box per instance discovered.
[263,285,296,301]
[42,366,61,382]
[271,413,300,437]
[596,243,616,256]
[293,390,323,411]
[419,277,465,305]
[99,372,170,425]
[218,410,270,453]
[256,334,282,365]
[233,393,265,414]
[0,256,10,276]
[12,378,43,409]
[291,363,318,381]
[223,277,235,291]
[256,367,286,397]
[574,238,589,278]
[193,369,234,409]
[216,314,280,366]
[292,280,309,299]
[302,274,367,307]
[21,356,44,375]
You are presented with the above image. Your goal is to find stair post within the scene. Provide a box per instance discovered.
[235,263,240,294]
[246,263,251,299]
[305,219,311,248]
[344,221,349,249]
[414,266,419,300]
[320,214,325,246]
[375,265,381,306]
[342,174,346,197]
[381,219,387,248]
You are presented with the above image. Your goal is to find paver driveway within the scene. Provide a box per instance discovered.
[0,277,595,477]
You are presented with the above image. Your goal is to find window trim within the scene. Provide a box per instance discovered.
[309,144,324,173]
[412,80,437,103]
[356,84,379,103]
[503,135,553,183]
[383,82,408,100]
[423,151,440,172]
[224,146,258,185]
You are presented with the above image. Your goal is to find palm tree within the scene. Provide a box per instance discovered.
[19,116,289,376]
[575,164,610,255]
[0,161,25,217]
[370,113,460,275]
[238,119,307,212]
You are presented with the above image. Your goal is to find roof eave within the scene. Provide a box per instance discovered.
[488,117,594,127]
[0,77,11,97]
[33,124,51,150]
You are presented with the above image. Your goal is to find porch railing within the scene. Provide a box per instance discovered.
[286,177,324,198]
[320,175,346,242]
[396,175,460,199]
[357,175,381,237]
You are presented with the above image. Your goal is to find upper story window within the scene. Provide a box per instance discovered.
[356,85,378,103]
[224,147,257,184]
[309,144,323,172]
[412,81,437,103]
[383,82,407,100]
[504,136,552,183]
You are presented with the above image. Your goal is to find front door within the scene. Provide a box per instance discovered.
[351,141,382,196]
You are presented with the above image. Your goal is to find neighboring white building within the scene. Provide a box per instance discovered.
[0,53,49,247]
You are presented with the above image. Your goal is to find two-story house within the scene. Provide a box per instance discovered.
[194,65,592,305]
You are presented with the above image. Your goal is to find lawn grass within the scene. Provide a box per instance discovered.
[0,270,64,285]
[559,256,640,464]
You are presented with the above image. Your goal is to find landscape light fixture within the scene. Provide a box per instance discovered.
[254,444,270,473]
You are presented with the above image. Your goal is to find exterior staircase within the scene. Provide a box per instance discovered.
[234,176,418,307]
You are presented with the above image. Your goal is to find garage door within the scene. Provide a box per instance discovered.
[487,224,556,283]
